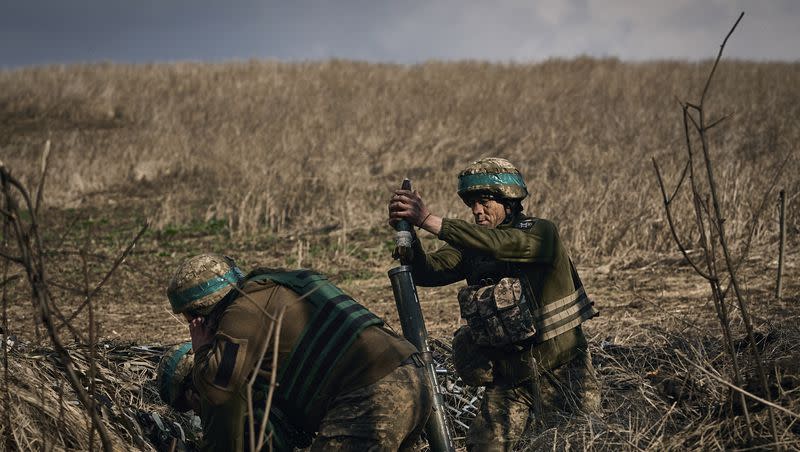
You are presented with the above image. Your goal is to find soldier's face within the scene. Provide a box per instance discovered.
[468,197,507,228]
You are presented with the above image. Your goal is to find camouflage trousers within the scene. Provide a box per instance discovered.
[466,350,601,452]
[312,360,433,451]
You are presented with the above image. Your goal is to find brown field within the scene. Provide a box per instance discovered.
[0,58,798,450]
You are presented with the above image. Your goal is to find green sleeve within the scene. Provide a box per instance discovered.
[199,390,246,452]
[438,218,556,264]
[193,296,271,406]
[408,236,466,287]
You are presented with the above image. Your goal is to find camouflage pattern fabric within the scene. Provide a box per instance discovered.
[466,349,601,452]
[167,253,244,315]
[312,362,433,451]
[457,157,528,202]
[452,326,494,387]
[538,349,601,420]
[458,278,536,347]
[156,343,197,413]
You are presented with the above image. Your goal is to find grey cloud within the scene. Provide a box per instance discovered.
[0,0,797,67]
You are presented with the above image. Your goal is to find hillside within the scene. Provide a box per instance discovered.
[0,59,798,450]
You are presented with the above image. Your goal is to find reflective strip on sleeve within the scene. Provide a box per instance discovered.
[535,291,598,342]
[531,287,586,319]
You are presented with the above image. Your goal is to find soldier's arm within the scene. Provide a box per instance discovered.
[409,236,466,286]
[438,218,556,264]
[198,391,246,452]
[193,288,275,406]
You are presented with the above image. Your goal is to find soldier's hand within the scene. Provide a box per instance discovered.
[188,317,213,350]
[388,189,431,227]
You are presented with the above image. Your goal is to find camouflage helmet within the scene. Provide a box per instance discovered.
[167,253,245,315]
[155,342,194,412]
[457,157,528,204]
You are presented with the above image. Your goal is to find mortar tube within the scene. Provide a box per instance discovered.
[388,265,455,452]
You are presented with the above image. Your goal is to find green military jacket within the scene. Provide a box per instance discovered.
[193,277,417,451]
[410,213,589,373]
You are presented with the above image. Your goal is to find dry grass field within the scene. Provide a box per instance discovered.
[0,58,798,450]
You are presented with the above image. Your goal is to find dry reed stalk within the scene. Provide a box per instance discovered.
[676,350,800,421]
[0,164,147,450]
[776,189,786,300]
[244,300,278,452]
[255,306,286,451]
[3,58,797,261]
[1,180,12,451]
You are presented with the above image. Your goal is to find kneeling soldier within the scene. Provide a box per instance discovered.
[156,342,200,414]
[166,254,432,451]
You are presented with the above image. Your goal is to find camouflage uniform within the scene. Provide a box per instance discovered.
[167,257,431,452]
[410,159,600,451]
[157,341,432,452]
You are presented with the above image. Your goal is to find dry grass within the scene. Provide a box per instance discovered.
[1,58,798,450]
[1,59,797,261]
[0,339,198,451]
[531,323,800,451]
[2,321,798,451]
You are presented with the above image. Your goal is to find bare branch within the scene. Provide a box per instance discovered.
[0,274,21,289]
[706,113,733,131]
[0,166,115,451]
[653,158,713,280]
[700,12,745,106]
[64,223,149,326]
[669,159,691,203]
[246,291,279,452]
[0,250,24,265]
[35,140,51,216]
[256,306,287,451]
[692,11,780,445]
[686,109,702,133]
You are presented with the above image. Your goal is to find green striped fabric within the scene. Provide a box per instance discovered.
[246,269,383,439]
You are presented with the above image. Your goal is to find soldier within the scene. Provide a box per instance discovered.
[156,342,200,414]
[388,157,600,451]
[166,254,432,451]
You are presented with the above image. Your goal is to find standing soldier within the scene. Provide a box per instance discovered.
[388,157,600,451]
[165,254,432,451]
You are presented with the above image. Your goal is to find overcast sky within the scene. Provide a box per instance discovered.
[1,0,798,68]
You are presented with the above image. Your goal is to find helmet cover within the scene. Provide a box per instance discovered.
[167,253,244,315]
[457,157,528,203]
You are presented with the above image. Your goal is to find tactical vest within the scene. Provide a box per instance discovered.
[245,269,384,450]
[459,217,598,347]
[524,258,597,343]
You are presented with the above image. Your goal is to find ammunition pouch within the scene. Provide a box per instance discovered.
[456,215,599,353]
[458,277,537,348]
[457,266,598,348]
